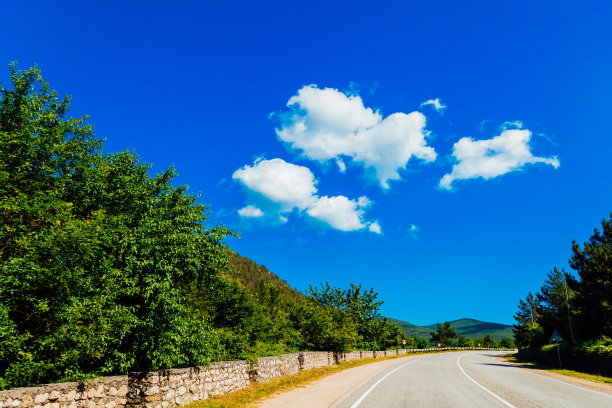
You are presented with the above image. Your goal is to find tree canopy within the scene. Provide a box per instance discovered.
[0,64,234,387]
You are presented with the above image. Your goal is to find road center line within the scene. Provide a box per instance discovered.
[457,354,517,408]
[349,356,424,408]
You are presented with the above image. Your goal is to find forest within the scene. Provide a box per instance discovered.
[0,65,417,389]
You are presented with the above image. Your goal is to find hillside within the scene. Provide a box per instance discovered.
[389,318,513,341]
[225,251,302,298]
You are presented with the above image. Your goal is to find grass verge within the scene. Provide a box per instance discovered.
[502,354,612,385]
[187,351,445,408]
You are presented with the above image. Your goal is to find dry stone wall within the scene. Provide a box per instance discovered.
[298,352,332,371]
[251,354,299,383]
[126,360,249,408]
[0,376,127,408]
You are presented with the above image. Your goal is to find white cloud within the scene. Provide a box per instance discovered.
[439,125,560,190]
[232,158,317,210]
[233,158,379,232]
[420,98,447,112]
[306,195,371,232]
[276,85,437,189]
[369,220,382,234]
[238,205,264,218]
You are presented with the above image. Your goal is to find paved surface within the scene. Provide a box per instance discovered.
[257,355,423,408]
[333,351,612,408]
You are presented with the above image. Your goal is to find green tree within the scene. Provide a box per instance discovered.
[570,215,612,340]
[429,321,457,346]
[512,292,543,348]
[537,267,576,343]
[456,336,475,347]
[483,334,497,348]
[0,64,234,388]
[306,282,401,349]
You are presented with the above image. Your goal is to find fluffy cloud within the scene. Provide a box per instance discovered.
[237,205,264,218]
[233,158,317,211]
[420,98,447,112]
[276,85,437,189]
[306,195,371,232]
[233,158,379,232]
[440,125,560,190]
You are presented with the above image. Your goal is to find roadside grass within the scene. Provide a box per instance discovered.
[503,354,612,385]
[187,351,447,408]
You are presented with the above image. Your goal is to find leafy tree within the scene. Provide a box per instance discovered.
[0,64,234,388]
[456,336,475,347]
[306,282,401,349]
[429,321,457,346]
[499,338,516,348]
[570,215,612,340]
[483,334,497,348]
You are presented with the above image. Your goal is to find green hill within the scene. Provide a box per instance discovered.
[388,317,513,341]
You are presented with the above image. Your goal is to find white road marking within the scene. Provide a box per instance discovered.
[505,360,612,399]
[349,356,424,408]
[457,354,517,408]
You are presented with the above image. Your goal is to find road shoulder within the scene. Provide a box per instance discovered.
[497,355,612,395]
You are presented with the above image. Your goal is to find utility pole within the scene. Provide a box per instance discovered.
[562,270,575,343]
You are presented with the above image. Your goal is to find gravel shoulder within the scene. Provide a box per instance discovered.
[255,355,421,408]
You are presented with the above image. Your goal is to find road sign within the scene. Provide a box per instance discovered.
[550,329,563,342]
[437,343,441,348]
[402,340,406,345]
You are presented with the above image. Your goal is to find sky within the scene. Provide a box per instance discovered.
[2,1,611,325]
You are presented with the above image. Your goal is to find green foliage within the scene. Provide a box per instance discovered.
[429,321,457,346]
[0,64,234,388]
[306,282,406,350]
[512,214,612,373]
[570,215,612,340]
[482,334,497,348]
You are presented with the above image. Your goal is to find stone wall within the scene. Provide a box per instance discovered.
[298,352,332,371]
[333,351,361,363]
[127,361,249,408]
[359,351,374,359]
[0,376,127,408]
[251,354,299,383]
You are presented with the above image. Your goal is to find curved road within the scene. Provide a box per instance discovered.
[332,351,612,408]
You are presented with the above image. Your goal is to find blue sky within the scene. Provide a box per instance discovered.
[2,1,611,325]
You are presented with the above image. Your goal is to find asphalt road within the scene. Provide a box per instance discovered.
[332,351,612,408]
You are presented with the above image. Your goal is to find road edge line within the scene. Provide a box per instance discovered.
[456,354,517,408]
[348,356,424,408]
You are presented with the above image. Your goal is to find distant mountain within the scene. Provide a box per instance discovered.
[388,317,513,341]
